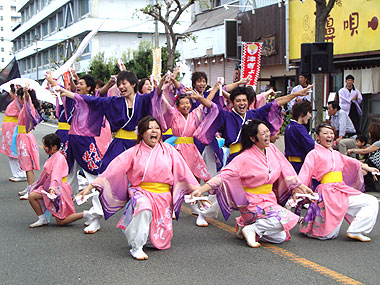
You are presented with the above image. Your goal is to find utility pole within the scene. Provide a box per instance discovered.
[153,0,159,48]
[35,34,40,82]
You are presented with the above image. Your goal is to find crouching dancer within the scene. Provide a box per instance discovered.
[298,123,379,241]
[28,134,88,227]
[76,116,199,260]
[191,119,313,247]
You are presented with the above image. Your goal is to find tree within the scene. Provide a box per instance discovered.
[141,0,196,71]
[313,0,336,126]
[88,52,115,83]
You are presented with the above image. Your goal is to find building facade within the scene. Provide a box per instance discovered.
[0,0,21,69]
[11,0,191,80]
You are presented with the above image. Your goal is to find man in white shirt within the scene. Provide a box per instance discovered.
[338,75,363,133]
[288,74,312,110]
[328,101,356,156]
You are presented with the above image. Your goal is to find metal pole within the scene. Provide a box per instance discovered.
[154,0,159,48]
[312,73,316,139]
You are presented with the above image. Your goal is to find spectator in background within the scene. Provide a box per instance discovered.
[338,75,363,134]
[288,74,312,111]
[327,101,356,155]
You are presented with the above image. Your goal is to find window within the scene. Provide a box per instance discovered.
[0,16,3,21]
[50,47,57,62]
[79,0,90,17]
[1,58,4,63]
[58,11,63,29]
[37,53,42,67]
[42,50,48,65]
[1,47,4,52]
[0,37,3,42]
[49,16,57,33]
[42,21,48,37]
[0,6,3,10]
[0,27,3,31]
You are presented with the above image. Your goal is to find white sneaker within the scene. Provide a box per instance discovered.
[130,247,148,260]
[346,233,371,242]
[196,213,208,227]
[84,217,100,234]
[9,177,27,182]
[18,187,28,196]
[20,192,29,200]
[242,224,261,248]
[29,218,48,228]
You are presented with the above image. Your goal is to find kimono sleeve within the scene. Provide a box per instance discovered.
[91,150,133,219]
[340,152,365,192]
[152,84,176,132]
[193,102,220,145]
[247,100,283,136]
[69,94,110,136]
[24,96,42,133]
[298,150,317,189]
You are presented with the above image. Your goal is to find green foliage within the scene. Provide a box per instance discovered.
[88,41,180,83]
[87,52,115,83]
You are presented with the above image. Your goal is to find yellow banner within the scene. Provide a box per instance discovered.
[152,48,162,82]
[289,0,380,60]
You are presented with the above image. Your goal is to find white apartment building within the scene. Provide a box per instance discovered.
[0,0,21,69]
[11,0,191,80]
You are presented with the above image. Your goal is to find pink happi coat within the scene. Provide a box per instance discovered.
[208,144,301,240]
[156,85,219,181]
[1,100,20,158]
[91,141,199,250]
[29,151,75,219]
[298,144,364,237]
[16,98,40,171]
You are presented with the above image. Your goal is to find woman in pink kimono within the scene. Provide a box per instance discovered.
[28,133,88,228]
[77,116,199,260]
[191,119,313,248]
[16,86,42,200]
[157,84,220,226]
[0,84,26,182]
[298,123,379,241]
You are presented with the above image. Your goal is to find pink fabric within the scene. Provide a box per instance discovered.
[30,152,75,219]
[95,119,112,158]
[1,101,20,157]
[156,85,220,180]
[249,93,267,109]
[209,144,300,239]
[298,144,364,237]
[91,141,199,249]
[17,104,40,171]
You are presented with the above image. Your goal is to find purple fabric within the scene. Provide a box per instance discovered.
[24,99,42,133]
[193,102,220,144]
[69,93,105,136]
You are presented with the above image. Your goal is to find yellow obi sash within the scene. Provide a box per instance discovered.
[163,129,173,135]
[115,129,137,140]
[18,125,27,134]
[62,176,68,183]
[321,171,343,184]
[243,184,273,194]
[139,182,170,193]
[288,156,302,162]
[58,122,70,131]
[4,116,18,123]
[175,137,194,144]
[230,142,242,154]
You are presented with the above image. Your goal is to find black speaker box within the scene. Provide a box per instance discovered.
[300,42,333,74]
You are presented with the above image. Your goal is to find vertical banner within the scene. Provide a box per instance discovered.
[241,42,263,90]
[62,71,70,89]
[152,48,162,82]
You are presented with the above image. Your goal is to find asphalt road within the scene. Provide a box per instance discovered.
[1,113,380,285]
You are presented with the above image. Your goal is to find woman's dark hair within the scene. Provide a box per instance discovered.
[17,87,41,111]
[117,71,138,93]
[315,123,335,135]
[230,86,256,106]
[43,133,61,150]
[292,100,312,120]
[95,79,104,88]
[356,134,367,145]
[80,74,96,95]
[175,93,191,106]
[191,71,207,89]
[240,119,267,152]
[137,78,150,94]
[368,124,380,144]
[136,116,162,144]
[10,84,15,94]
